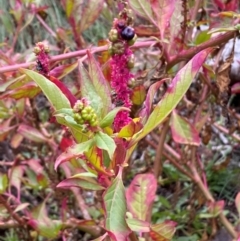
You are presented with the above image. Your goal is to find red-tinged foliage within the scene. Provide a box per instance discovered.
[49,76,77,107]
[150,221,177,241]
[126,173,157,221]
[170,110,201,146]
[1,1,240,240]
[59,136,75,152]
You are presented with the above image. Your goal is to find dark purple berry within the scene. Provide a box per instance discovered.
[117,21,126,30]
[121,26,135,41]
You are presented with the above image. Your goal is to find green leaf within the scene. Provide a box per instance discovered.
[57,174,105,191]
[126,217,150,232]
[20,69,71,110]
[29,200,62,239]
[56,115,88,143]
[77,0,104,32]
[55,139,94,170]
[94,131,116,159]
[87,51,112,117]
[78,63,103,117]
[126,173,157,221]
[103,167,131,241]
[0,174,8,194]
[100,107,129,128]
[170,111,200,146]
[150,221,177,241]
[129,0,156,25]
[130,48,211,146]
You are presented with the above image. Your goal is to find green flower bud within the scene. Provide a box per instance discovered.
[108,29,119,43]
[112,42,125,55]
[90,120,98,127]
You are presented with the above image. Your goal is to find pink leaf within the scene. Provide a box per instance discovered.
[170,110,200,146]
[150,221,177,241]
[54,139,94,170]
[150,0,176,39]
[126,173,157,221]
[17,124,48,143]
[235,192,240,217]
[139,79,167,123]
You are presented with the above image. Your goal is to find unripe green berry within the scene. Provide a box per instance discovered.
[90,120,98,127]
[81,109,88,115]
[127,34,137,46]
[81,113,89,120]
[108,29,119,43]
[127,55,135,69]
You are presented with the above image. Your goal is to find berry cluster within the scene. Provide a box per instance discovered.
[73,99,98,131]
[108,3,137,132]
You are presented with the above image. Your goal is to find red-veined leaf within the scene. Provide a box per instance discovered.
[85,145,113,177]
[126,216,150,232]
[49,62,78,79]
[130,48,212,146]
[169,0,183,41]
[103,167,131,241]
[78,62,104,117]
[17,124,48,143]
[0,83,40,99]
[28,200,62,239]
[150,0,176,40]
[150,221,177,241]
[90,233,108,241]
[126,173,157,221]
[20,69,71,110]
[129,0,156,26]
[57,173,105,191]
[139,79,167,123]
[170,110,200,146]
[131,85,146,105]
[87,51,111,117]
[55,139,94,170]
[94,131,116,159]
[118,118,142,139]
[48,76,77,107]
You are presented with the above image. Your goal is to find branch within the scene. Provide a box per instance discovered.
[153,120,170,178]
[0,41,156,74]
[167,30,237,70]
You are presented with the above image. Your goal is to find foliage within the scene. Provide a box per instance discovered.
[0,0,240,241]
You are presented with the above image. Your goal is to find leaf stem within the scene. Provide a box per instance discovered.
[153,119,170,178]
[0,195,25,225]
